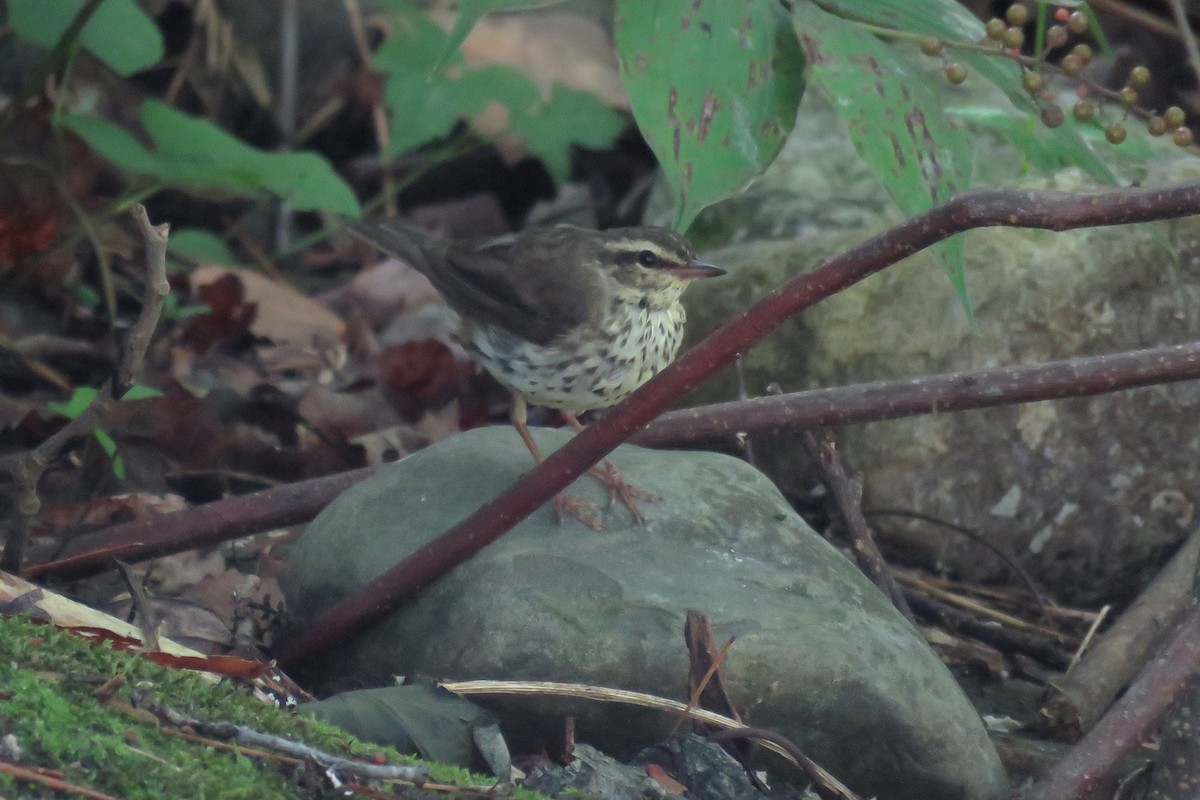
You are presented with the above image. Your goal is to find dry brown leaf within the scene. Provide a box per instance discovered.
[450,11,627,108]
[190,266,346,352]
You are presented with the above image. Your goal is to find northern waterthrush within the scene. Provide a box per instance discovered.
[347,218,725,527]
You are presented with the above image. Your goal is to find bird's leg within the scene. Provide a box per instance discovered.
[510,397,603,531]
[561,412,658,523]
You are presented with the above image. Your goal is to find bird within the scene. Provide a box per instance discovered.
[346,218,725,528]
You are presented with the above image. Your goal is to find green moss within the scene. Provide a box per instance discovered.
[0,615,546,799]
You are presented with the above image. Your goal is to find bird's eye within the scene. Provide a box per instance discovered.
[637,250,658,267]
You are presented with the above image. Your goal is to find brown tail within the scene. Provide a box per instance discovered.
[344,219,446,274]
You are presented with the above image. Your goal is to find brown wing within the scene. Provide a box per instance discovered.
[444,228,603,345]
[349,221,601,345]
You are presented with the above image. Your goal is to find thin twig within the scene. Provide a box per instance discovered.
[134,692,429,785]
[0,207,168,572]
[1025,602,1200,800]
[114,559,161,652]
[273,0,299,250]
[1090,0,1187,42]
[122,205,170,388]
[0,760,117,800]
[23,466,377,580]
[800,430,913,622]
[865,508,1053,620]
[636,341,1200,448]
[1165,0,1200,91]
[343,0,396,217]
[707,727,862,800]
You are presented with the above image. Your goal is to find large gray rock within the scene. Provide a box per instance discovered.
[284,426,1007,800]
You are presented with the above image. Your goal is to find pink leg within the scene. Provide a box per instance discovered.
[561,412,658,524]
[511,398,602,531]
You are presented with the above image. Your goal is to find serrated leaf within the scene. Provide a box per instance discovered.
[7,0,163,76]
[513,83,627,181]
[812,0,1116,184]
[58,102,361,216]
[616,0,805,231]
[374,8,464,155]
[375,10,622,176]
[795,2,975,308]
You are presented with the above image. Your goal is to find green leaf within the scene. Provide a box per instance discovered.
[168,229,238,265]
[7,0,163,77]
[161,294,212,321]
[92,427,117,457]
[512,83,627,182]
[615,0,805,231]
[812,0,1116,184]
[375,10,472,156]
[432,0,567,74]
[375,10,623,177]
[47,387,99,420]
[140,102,362,215]
[120,385,164,401]
[58,101,362,216]
[91,428,125,479]
[794,2,974,309]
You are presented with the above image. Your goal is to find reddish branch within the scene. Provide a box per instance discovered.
[635,340,1200,447]
[1024,602,1200,800]
[27,339,1200,581]
[276,181,1200,668]
[23,467,375,580]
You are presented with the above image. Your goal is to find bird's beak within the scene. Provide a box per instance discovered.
[668,259,726,280]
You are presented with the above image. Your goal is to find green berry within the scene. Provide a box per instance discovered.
[1021,71,1045,94]
[1129,66,1151,87]
[919,36,944,57]
[1006,4,1029,26]
[1046,25,1068,49]
[944,63,968,85]
[1104,123,1126,144]
[1070,43,1093,63]
[1118,87,1137,107]
[1061,54,1084,76]
[1067,11,1089,34]
[1165,106,1187,129]
[1003,27,1025,49]
[1173,127,1193,147]
[1072,100,1096,121]
[1147,116,1167,137]
[985,18,1006,40]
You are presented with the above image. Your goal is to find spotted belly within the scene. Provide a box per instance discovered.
[468,304,686,413]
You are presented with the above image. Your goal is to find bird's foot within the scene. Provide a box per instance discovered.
[588,459,658,524]
[552,493,605,531]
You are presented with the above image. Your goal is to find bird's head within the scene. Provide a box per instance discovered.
[593,227,725,307]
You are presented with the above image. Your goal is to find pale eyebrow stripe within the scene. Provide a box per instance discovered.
[601,240,670,255]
